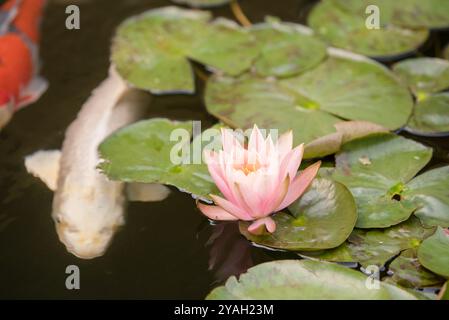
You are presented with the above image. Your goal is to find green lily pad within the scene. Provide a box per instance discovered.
[387,249,443,288]
[304,121,389,159]
[332,0,449,30]
[301,217,436,268]
[333,133,432,228]
[171,0,231,8]
[418,227,449,278]
[206,259,426,299]
[250,18,327,77]
[403,166,449,227]
[99,118,218,200]
[239,178,357,251]
[308,0,429,59]
[406,93,449,136]
[205,50,413,148]
[111,7,258,94]
[393,58,449,96]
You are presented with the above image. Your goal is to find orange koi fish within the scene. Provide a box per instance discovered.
[0,0,48,129]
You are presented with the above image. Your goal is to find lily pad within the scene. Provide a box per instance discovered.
[206,259,426,299]
[205,50,413,148]
[387,249,443,288]
[301,217,436,268]
[406,93,449,136]
[332,0,449,30]
[250,18,327,77]
[171,0,231,8]
[304,121,389,158]
[333,133,432,228]
[403,166,449,227]
[308,0,429,59]
[99,118,218,200]
[239,178,357,251]
[393,58,449,96]
[112,7,258,94]
[418,227,449,278]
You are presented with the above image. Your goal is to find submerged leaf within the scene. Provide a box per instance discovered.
[418,227,449,278]
[239,178,357,251]
[207,259,427,299]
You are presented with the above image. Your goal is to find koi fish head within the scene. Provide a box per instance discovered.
[53,183,126,259]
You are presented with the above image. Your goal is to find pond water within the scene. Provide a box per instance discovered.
[0,0,447,299]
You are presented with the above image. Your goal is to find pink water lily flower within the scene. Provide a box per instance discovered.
[198,125,321,235]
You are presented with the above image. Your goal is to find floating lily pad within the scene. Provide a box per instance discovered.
[205,50,413,148]
[171,0,231,8]
[301,217,435,268]
[304,121,388,158]
[406,93,449,136]
[403,166,449,227]
[207,259,426,299]
[308,0,428,59]
[393,58,449,96]
[418,227,449,278]
[239,178,357,251]
[333,133,432,228]
[99,118,218,200]
[387,249,443,288]
[112,7,258,94]
[250,18,327,77]
[332,0,449,30]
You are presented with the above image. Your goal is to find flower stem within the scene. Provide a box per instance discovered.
[230,0,252,27]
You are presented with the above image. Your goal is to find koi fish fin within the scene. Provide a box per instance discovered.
[0,0,20,34]
[17,76,48,109]
[126,183,171,202]
[25,150,61,191]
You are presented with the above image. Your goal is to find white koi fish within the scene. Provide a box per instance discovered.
[25,67,170,259]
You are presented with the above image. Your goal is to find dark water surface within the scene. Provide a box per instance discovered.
[0,0,309,299]
[0,0,448,299]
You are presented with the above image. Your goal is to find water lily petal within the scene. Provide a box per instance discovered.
[266,175,290,214]
[247,217,277,235]
[276,161,321,210]
[221,128,243,155]
[248,124,265,155]
[277,130,293,159]
[205,150,235,202]
[197,203,238,221]
[211,194,253,221]
[279,143,304,182]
